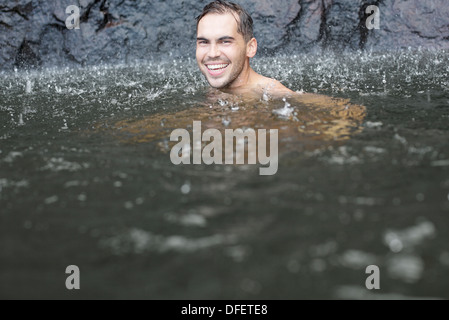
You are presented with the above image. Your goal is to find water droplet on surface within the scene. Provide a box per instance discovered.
[262,92,269,101]
[18,114,25,126]
[218,99,228,107]
[222,117,231,127]
[44,195,59,205]
[124,201,134,210]
[181,182,191,194]
[387,254,424,284]
[389,238,404,253]
[61,119,69,130]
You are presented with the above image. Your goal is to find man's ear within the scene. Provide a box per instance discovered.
[246,38,257,58]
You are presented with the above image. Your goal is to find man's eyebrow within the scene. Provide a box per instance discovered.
[218,36,235,41]
[196,36,235,41]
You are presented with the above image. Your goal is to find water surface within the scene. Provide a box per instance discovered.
[1,50,449,299]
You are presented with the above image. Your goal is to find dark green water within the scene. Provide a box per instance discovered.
[1,50,449,299]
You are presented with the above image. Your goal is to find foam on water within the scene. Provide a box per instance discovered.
[41,157,90,172]
[99,228,236,255]
[384,220,436,253]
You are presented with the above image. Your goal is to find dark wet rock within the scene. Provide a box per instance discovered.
[14,39,41,68]
[365,0,449,50]
[0,0,448,70]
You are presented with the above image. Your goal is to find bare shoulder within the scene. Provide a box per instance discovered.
[271,79,294,94]
[258,76,294,96]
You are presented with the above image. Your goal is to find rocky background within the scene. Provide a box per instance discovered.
[1,0,448,70]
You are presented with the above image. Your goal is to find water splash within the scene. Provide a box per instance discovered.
[18,113,25,126]
[272,97,296,120]
[61,119,69,130]
[384,220,436,253]
[25,79,33,94]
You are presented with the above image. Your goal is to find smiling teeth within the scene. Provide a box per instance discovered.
[207,64,228,70]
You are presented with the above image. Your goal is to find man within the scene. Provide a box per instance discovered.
[106,1,366,148]
[196,0,294,97]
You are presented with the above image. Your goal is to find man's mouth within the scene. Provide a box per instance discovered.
[205,63,229,76]
[206,64,229,70]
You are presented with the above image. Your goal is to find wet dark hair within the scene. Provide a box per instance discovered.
[196,0,254,42]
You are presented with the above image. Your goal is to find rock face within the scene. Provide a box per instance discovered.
[1,0,448,70]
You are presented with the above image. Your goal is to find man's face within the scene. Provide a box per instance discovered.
[196,13,249,89]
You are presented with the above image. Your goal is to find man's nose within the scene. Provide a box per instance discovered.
[208,44,221,58]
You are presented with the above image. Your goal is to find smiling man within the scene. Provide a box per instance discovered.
[196,0,293,97]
